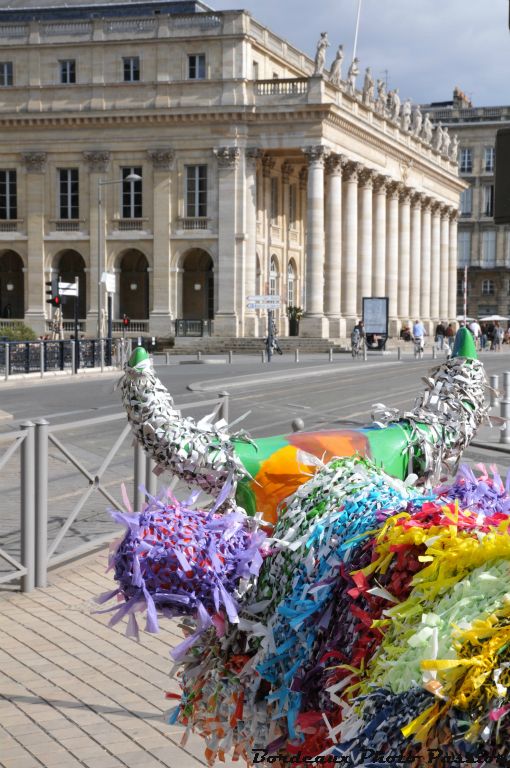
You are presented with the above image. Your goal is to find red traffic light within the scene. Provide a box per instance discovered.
[53,296,61,307]
[122,315,130,326]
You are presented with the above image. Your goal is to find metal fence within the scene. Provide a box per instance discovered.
[0,338,131,379]
[0,393,229,592]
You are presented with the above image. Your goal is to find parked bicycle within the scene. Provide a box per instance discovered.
[264,320,283,356]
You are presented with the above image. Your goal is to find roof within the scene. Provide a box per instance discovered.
[0,0,214,22]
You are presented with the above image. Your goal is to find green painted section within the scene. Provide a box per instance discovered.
[128,346,149,369]
[233,434,289,478]
[453,327,477,360]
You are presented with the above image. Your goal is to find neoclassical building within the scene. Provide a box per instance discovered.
[0,0,464,339]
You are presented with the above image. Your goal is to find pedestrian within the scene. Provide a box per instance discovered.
[445,322,455,353]
[412,318,426,358]
[435,321,445,350]
[468,319,482,350]
[480,323,488,351]
[493,321,503,352]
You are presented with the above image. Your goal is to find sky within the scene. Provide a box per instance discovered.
[211,0,510,107]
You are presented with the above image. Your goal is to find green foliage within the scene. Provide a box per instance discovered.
[0,323,38,341]
[287,305,304,320]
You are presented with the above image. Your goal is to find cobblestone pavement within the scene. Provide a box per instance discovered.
[0,549,238,768]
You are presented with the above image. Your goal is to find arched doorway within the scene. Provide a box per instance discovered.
[182,249,213,319]
[119,249,149,319]
[0,250,24,318]
[55,250,86,319]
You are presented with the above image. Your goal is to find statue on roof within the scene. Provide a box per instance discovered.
[421,112,433,144]
[401,98,412,131]
[375,79,387,114]
[314,32,329,75]
[450,134,459,162]
[412,104,423,137]
[346,57,359,96]
[388,88,401,122]
[433,122,444,152]
[362,67,374,105]
[329,44,344,87]
[441,125,451,156]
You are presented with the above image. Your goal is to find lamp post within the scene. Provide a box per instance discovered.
[97,172,142,343]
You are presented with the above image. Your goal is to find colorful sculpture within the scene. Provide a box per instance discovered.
[98,329,510,767]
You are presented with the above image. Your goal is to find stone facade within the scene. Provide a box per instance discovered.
[425,93,510,321]
[0,0,464,338]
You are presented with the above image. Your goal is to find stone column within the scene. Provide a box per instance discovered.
[214,146,240,336]
[430,201,442,321]
[372,176,388,297]
[23,151,47,335]
[244,148,262,337]
[301,145,328,337]
[448,210,458,323]
[398,187,412,322]
[325,154,344,338]
[420,197,432,325]
[147,149,174,336]
[409,192,422,321]
[298,166,307,308]
[281,160,292,335]
[261,154,275,323]
[439,205,450,322]
[385,181,401,335]
[357,168,374,308]
[83,151,110,335]
[341,160,360,326]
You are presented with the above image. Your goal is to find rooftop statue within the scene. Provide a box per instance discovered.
[313,31,329,75]
[346,57,359,96]
[362,66,374,105]
[329,44,344,86]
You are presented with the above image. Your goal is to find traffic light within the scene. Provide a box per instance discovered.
[45,276,61,307]
[122,314,130,327]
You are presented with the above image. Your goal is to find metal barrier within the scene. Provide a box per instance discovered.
[0,392,229,592]
[0,338,128,380]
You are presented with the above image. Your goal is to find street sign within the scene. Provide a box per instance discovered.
[247,295,281,302]
[246,294,281,309]
[58,280,78,297]
[101,272,117,293]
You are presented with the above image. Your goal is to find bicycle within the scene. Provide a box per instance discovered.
[351,335,364,359]
[413,336,424,359]
[264,335,283,356]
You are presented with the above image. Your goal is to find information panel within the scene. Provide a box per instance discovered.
[362,297,389,335]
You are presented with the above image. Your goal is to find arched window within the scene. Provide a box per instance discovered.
[482,279,495,296]
[269,255,278,296]
[287,261,296,306]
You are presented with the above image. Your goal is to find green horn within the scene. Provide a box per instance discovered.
[452,326,477,360]
[128,346,150,369]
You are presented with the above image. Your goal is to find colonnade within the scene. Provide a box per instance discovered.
[300,146,458,336]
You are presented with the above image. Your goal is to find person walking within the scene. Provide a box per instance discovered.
[435,321,445,351]
[412,318,426,359]
[468,319,482,350]
[445,322,455,355]
[493,321,503,352]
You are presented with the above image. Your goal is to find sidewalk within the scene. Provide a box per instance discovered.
[0,550,237,768]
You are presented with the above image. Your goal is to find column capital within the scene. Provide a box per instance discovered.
[281,161,293,183]
[214,146,240,169]
[343,160,362,182]
[431,200,442,215]
[246,147,263,167]
[386,180,403,199]
[358,167,376,188]
[373,174,390,193]
[449,208,459,222]
[411,191,424,208]
[147,148,174,170]
[399,186,414,204]
[261,153,276,178]
[298,166,308,190]
[302,145,330,167]
[421,195,433,212]
[82,150,110,173]
[22,151,47,173]
[440,203,452,219]
[325,153,344,176]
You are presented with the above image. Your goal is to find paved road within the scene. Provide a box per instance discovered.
[1,349,510,583]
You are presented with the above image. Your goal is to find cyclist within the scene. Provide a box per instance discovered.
[265,319,283,356]
[412,318,426,359]
[351,320,365,358]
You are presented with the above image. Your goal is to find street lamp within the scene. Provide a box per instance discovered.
[97,172,142,341]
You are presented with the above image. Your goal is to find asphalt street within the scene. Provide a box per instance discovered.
[1,347,510,586]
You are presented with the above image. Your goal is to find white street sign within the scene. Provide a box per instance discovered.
[101,272,117,293]
[247,302,281,310]
[58,281,78,297]
[247,295,281,302]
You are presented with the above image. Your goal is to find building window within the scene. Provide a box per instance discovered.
[121,166,142,218]
[482,184,494,217]
[188,54,206,80]
[59,59,76,84]
[482,279,495,296]
[269,255,279,295]
[458,230,471,267]
[460,187,472,216]
[0,170,17,220]
[0,62,13,87]
[270,177,279,221]
[253,61,259,80]
[484,146,495,173]
[185,165,207,218]
[58,168,79,219]
[459,147,472,174]
[481,229,496,267]
[289,184,297,227]
[457,274,466,296]
[287,261,296,305]
[123,57,140,82]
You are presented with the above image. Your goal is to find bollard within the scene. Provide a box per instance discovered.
[145,454,157,499]
[133,443,146,512]
[329,348,333,363]
[165,351,171,365]
[4,341,9,381]
[100,338,105,372]
[20,421,35,592]
[363,344,367,361]
[490,374,500,408]
[40,341,45,378]
[500,372,510,444]
[432,346,437,360]
[218,391,230,423]
[228,350,233,364]
[295,348,300,363]
[291,417,304,432]
[197,350,202,362]
[261,349,266,363]
[34,419,49,588]
[397,346,401,361]
[71,340,76,375]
